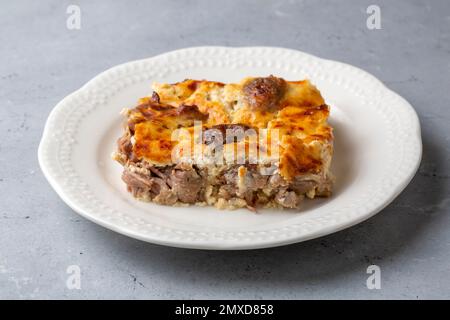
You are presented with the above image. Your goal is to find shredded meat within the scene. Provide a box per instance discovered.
[275,189,302,208]
[268,174,288,189]
[218,185,235,200]
[117,134,326,209]
[291,179,316,194]
[122,169,153,189]
[117,133,134,163]
[169,167,204,203]
[119,156,324,209]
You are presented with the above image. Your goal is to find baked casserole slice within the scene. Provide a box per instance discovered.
[113,76,334,210]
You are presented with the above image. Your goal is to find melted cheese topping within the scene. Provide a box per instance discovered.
[127,77,333,180]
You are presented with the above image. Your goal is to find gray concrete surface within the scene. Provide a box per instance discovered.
[1,0,450,299]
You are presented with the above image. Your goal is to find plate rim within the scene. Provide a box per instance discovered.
[38,46,422,250]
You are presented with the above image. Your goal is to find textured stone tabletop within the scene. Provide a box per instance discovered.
[1,0,449,299]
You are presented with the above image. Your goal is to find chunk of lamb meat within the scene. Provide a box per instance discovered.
[122,169,153,189]
[122,168,176,205]
[169,168,204,203]
[290,179,317,194]
[274,189,303,208]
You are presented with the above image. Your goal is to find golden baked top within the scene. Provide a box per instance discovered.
[124,76,333,181]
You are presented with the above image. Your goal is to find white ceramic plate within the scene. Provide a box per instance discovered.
[38,46,422,250]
